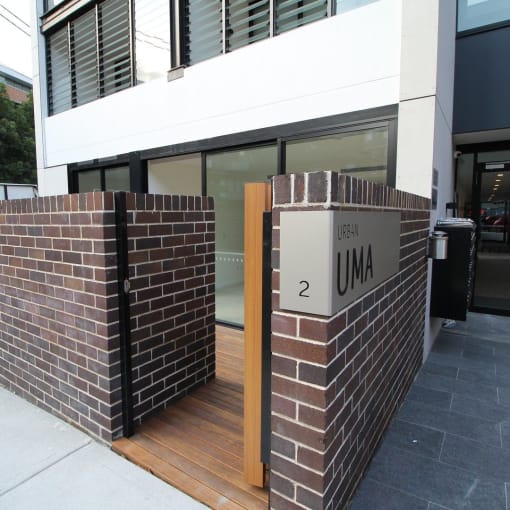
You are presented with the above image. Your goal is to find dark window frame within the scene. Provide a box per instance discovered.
[68,152,146,193]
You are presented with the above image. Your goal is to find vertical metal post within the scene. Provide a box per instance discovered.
[269,0,274,37]
[114,191,134,437]
[260,211,272,464]
[95,3,103,97]
[328,0,334,16]
[128,0,136,85]
[222,0,227,54]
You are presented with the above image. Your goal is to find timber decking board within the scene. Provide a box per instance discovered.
[112,326,269,510]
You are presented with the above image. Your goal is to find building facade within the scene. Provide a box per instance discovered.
[0,64,32,104]
[30,0,509,345]
[19,1,510,507]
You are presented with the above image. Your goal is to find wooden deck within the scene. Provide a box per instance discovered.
[113,325,269,509]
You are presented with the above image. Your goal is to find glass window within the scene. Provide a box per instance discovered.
[135,0,171,82]
[458,0,510,32]
[46,0,132,115]
[207,145,277,325]
[48,26,71,114]
[456,153,475,218]
[105,166,130,191]
[101,0,132,94]
[148,154,202,195]
[46,0,66,11]
[71,10,98,107]
[0,187,5,200]
[185,0,223,65]
[285,126,389,184]
[78,170,102,192]
[5,186,37,199]
[227,0,270,52]
[275,0,328,35]
[336,0,379,14]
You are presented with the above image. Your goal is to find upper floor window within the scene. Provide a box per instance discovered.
[183,0,329,65]
[46,0,132,114]
[458,0,510,33]
[134,0,171,82]
[44,0,375,114]
[45,0,66,10]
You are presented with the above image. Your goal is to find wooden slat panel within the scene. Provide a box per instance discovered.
[113,326,269,509]
[243,183,271,488]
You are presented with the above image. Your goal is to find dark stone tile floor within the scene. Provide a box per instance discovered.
[349,313,510,510]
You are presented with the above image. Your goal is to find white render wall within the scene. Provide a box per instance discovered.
[38,0,402,171]
[396,0,456,200]
[395,0,457,358]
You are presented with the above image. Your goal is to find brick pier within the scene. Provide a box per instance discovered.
[269,172,430,509]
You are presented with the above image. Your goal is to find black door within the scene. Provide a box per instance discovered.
[471,160,510,313]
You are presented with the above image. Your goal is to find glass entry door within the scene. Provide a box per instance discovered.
[472,161,510,312]
[207,145,278,326]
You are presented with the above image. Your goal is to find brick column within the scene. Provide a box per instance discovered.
[270,172,430,509]
[0,193,121,441]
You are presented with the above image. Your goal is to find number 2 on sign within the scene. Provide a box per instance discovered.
[299,280,310,298]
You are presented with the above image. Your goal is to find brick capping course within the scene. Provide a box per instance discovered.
[270,172,430,509]
[0,192,215,443]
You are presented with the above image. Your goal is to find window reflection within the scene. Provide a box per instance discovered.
[207,145,277,325]
[458,0,510,32]
[286,126,389,184]
[135,0,171,82]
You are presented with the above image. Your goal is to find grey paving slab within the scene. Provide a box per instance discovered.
[427,350,496,372]
[350,314,510,509]
[440,434,510,483]
[421,361,458,379]
[434,332,466,349]
[0,442,205,510]
[462,342,496,357]
[432,341,463,357]
[365,443,506,510]
[451,393,510,423]
[0,387,91,495]
[496,362,510,379]
[444,313,510,343]
[500,421,510,451]
[497,386,510,407]
[491,342,510,357]
[415,371,498,402]
[382,419,444,460]
[398,399,501,447]
[349,479,428,510]
[406,384,452,410]
[457,365,510,389]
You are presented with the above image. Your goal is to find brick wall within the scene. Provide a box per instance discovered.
[0,193,121,441]
[270,172,430,509]
[0,192,215,442]
[126,194,215,424]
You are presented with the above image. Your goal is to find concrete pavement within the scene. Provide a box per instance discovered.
[0,386,206,510]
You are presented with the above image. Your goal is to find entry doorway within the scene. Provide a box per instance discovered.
[456,149,510,314]
[111,183,272,507]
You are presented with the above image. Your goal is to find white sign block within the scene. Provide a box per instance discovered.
[280,211,401,316]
